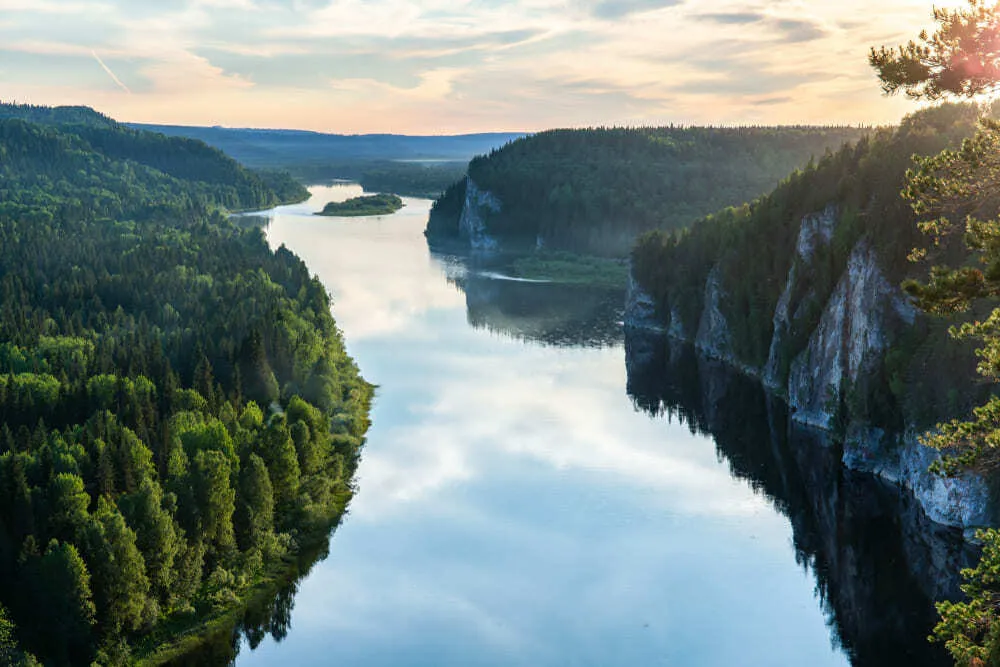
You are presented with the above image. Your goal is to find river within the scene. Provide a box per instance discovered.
[211,184,967,667]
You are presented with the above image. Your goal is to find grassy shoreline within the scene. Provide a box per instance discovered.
[135,487,354,666]
[509,251,629,289]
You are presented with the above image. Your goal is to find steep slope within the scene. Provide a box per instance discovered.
[427,126,868,256]
[629,103,993,530]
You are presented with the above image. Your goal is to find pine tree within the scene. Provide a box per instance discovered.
[234,454,274,553]
[874,3,1000,663]
[82,497,152,637]
[261,417,300,519]
[35,541,97,664]
[119,478,178,605]
[191,449,236,559]
[45,473,90,543]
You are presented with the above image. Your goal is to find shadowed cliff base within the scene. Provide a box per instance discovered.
[626,328,974,667]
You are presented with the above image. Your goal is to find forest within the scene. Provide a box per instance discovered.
[427,125,868,256]
[631,102,988,433]
[0,104,371,665]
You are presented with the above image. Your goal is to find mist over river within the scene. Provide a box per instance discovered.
[203,184,966,667]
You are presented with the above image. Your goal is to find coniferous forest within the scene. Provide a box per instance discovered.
[629,103,991,433]
[0,104,372,665]
[427,126,868,255]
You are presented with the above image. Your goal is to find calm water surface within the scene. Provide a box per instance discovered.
[222,184,963,667]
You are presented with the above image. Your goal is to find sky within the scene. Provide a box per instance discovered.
[0,0,968,134]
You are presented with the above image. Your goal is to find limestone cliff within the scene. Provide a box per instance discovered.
[763,205,837,390]
[787,239,916,429]
[626,207,993,532]
[458,177,501,251]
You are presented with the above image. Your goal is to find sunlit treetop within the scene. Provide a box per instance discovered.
[871,0,1000,100]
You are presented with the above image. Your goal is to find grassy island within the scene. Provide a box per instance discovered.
[317,193,404,217]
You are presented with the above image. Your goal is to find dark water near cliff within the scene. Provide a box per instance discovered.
[190,184,970,666]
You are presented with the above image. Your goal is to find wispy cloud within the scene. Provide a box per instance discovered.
[90,49,131,93]
[0,0,961,131]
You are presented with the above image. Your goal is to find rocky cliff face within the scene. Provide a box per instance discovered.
[763,205,837,390]
[626,330,975,662]
[787,239,916,429]
[458,177,502,251]
[626,207,992,533]
[695,264,759,377]
[624,273,665,332]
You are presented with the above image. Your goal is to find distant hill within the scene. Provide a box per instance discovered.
[0,103,307,212]
[0,103,117,127]
[128,124,524,196]
[427,126,869,256]
[130,124,524,164]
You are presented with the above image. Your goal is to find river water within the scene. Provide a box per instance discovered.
[219,184,967,667]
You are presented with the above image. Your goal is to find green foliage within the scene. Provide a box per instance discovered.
[427,178,467,237]
[632,103,982,395]
[901,116,1000,474]
[509,251,630,289]
[933,529,1000,666]
[0,105,372,664]
[429,126,868,256]
[358,162,466,198]
[32,541,97,664]
[0,604,41,666]
[870,7,1000,663]
[317,193,404,217]
[871,0,1000,101]
[234,454,275,553]
[0,102,307,216]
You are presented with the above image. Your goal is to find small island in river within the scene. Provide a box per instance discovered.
[317,193,405,217]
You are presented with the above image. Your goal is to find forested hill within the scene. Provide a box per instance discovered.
[0,108,371,665]
[427,125,868,256]
[129,123,523,198]
[631,103,984,433]
[0,102,308,211]
[130,124,524,166]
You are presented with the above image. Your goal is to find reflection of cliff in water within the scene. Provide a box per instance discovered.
[626,329,974,667]
[430,245,624,348]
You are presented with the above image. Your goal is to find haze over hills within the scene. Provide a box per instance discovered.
[428,125,869,256]
[129,124,524,167]
[127,123,525,197]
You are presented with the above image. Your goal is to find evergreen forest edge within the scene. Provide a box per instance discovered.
[0,102,373,665]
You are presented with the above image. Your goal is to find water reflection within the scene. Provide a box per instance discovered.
[163,538,332,666]
[169,184,976,667]
[429,242,624,348]
[625,329,974,667]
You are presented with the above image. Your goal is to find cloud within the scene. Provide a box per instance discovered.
[0,0,940,131]
[692,11,766,25]
[772,18,828,43]
[590,0,682,20]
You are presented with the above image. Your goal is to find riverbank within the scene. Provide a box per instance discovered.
[509,251,629,289]
[136,488,355,666]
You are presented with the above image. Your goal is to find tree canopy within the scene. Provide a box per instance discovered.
[428,126,867,256]
[873,2,1000,664]
[0,106,371,664]
[871,1,1000,100]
